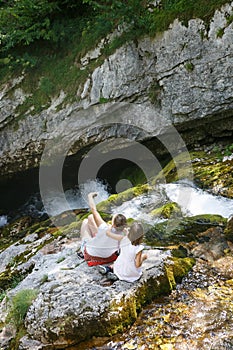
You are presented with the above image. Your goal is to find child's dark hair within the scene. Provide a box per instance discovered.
[128,222,144,246]
[113,214,127,231]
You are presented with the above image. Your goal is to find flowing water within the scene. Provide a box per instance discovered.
[1,179,232,226]
[111,180,233,222]
[163,180,233,218]
[0,179,109,226]
[88,260,233,350]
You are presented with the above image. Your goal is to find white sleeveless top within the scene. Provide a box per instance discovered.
[85,223,120,258]
[113,236,144,282]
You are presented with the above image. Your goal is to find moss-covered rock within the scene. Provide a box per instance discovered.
[145,214,227,246]
[152,151,194,185]
[96,184,151,212]
[224,216,233,242]
[0,216,34,251]
[152,149,233,199]
[167,257,196,284]
[150,202,182,219]
[21,249,194,349]
[191,150,233,198]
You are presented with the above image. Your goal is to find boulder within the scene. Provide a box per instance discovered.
[0,231,194,349]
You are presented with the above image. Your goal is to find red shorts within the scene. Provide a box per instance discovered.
[83,246,118,267]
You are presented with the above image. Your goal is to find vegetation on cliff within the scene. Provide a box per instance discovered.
[0,0,231,113]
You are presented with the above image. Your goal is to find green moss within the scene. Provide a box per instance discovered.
[167,257,196,284]
[148,81,162,106]
[6,289,38,328]
[152,151,194,185]
[0,271,24,291]
[117,166,147,188]
[171,245,188,258]
[150,202,182,219]
[216,27,225,37]
[27,255,194,347]
[184,62,194,72]
[152,149,233,199]
[191,149,233,198]
[145,214,227,246]
[224,217,233,242]
[97,184,151,212]
[99,96,110,104]
[99,257,194,338]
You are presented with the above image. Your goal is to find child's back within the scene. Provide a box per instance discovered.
[113,236,144,282]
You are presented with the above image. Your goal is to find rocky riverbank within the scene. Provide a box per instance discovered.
[0,159,233,349]
[0,212,195,350]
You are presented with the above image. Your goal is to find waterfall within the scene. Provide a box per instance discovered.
[0,215,7,227]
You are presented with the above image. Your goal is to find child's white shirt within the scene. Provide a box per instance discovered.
[113,236,144,282]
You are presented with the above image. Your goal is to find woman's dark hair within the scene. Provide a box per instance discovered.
[128,222,144,246]
[113,214,127,231]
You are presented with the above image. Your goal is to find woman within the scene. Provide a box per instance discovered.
[80,192,127,266]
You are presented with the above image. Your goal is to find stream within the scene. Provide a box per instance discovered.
[85,260,233,350]
[1,179,232,228]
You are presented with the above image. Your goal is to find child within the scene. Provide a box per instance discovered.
[99,222,147,282]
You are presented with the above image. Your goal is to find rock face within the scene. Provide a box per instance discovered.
[0,223,194,349]
[1,2,233,176]
[22,249,172,348]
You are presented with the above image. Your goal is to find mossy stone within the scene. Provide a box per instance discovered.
[145,214,227,246]
[152,150,233,199]
[96,184,151,213]
[224,216,233,242]
[150,202,182,219]
[167,257,196,284]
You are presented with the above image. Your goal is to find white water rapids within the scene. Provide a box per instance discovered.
[1,179,232,227]
[111,180,233,223]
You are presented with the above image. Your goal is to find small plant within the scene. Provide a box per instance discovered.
[199,29,207,40]
[0,290,7,302]
[216,27,224,38]
[184,62,194,72]
[224,143,233,156]
[7,257,17,268]
[57,256,65,263]
[226,14,233,25]
[212,144,223,160]
[6,289,38,328]
[40,274,49,284]
[148,81,161,106]
[39,77,55,96]
[99,96,109,104]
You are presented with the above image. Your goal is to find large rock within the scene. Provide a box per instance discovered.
[0,226,194,349]
[1,3,233,176]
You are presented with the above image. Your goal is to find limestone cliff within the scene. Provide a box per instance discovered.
[0,2,233,177]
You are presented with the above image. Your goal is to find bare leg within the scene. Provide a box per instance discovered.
[87,214,98,237]
[80,218,92,240]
